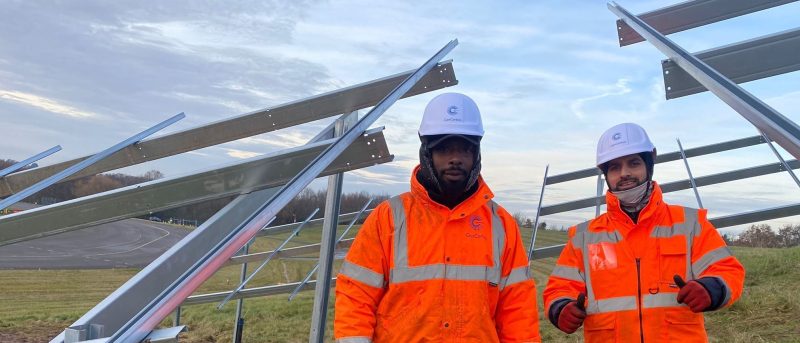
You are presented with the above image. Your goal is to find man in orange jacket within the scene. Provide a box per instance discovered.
[334,93,541,342]
[543,123,745,342]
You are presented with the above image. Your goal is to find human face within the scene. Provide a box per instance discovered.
[431,137,476,194]
[605,154,647,191]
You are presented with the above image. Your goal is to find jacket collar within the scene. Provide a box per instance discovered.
[410,165,494,216]
[605,181,667,229]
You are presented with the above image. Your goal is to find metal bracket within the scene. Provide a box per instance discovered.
[664,28,800,99]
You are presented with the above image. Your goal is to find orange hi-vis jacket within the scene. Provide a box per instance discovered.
[543,182,744,343]
[334,166,541,343]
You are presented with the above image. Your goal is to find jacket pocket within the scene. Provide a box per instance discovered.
[665,309,707,342]
[660,236,688,282]
[584,313,616,343]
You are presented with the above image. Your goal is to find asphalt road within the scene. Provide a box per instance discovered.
[0,219,189,269]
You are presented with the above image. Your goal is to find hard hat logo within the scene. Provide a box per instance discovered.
[447,105,459,115]
[612,132,622,140]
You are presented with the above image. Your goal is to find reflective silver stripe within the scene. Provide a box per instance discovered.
[340,261,385,288]
[649,207,703,278]
[573,229,621,246]
[337,337,372,343]
[386,196,505,285]
[643,293,685,309]
[500,266,531,290]
[489,201,505,273]
[388,196,408,269]
[574,221,597,308]
[683,208,699,278]
[692,246,733,276]
[550,265,584,282]
[391,264,499,283]
[586,296,637,314]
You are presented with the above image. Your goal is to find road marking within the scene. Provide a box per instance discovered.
[85,225,171,257]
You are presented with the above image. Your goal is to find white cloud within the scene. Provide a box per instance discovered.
[569,78,632,119]
[223,148,261,159]
[0,90,99,119]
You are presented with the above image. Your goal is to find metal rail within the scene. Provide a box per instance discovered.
[0,145,61,178]
[290,198,372,301]
[664,28,800,99]
[546,135,765,185]
[0,62,457,198]
[617,0,798,46]
[105,40,458,343]
[540,159,800,216]
[217,210,316,309]
[610,1,800,160]
[0,129,390,246]
[0,113,184,211]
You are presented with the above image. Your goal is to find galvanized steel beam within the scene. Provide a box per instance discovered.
[546,135,765,185]
[540,159,800,216]
[710,203,800,228]
[1,129,391,246]
[0,62,458,198]
[0,145,61,178]
[617,0,798,46]
[224,238,355,267]
[0,113,184,211]
[105,40,458,343]
[610,1,800,160]
[664,28,800,99]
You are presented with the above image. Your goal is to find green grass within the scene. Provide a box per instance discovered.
[1,226,799,342]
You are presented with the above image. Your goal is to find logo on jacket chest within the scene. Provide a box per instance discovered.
[465,215,486,239]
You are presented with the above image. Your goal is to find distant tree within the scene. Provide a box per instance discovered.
[537,221,547,231]
[777,224,800,248]
[525,218,534,229]
[512,212,529,227]
[735,224,780,248]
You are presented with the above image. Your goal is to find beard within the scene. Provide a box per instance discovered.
[437,167,469,194]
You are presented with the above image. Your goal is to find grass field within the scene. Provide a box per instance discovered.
[1,224,799,342]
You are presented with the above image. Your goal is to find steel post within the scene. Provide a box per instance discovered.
[761,132,800,189]
[677,138,704,208]
[528,165,549,260]
[595,173,605,217]
[232,242,251,343]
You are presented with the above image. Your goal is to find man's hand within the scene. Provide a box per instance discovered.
[557,293,586,334]
[674,275,711,313]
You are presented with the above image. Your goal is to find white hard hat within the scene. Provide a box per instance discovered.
[596,123,655,166]
[418,93,484,138]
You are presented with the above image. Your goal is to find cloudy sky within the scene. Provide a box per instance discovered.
[2,1,799,235]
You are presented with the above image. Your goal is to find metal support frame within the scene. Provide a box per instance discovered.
[610,1,800,161]
[290,197,372,301]
[225,238,355,267]
[547,135,766,185]
[0,145,61,178]
[528,165,548,260]
[217,210,313,309]
[232,241,251,343]
[616,0,798,46]
[677,138,704,208]
[541,159,800,215]
[664,27,800,99]
[0,62,457,198]
[59,40,457,343]
[0,113,184,211]
[0,129,391,246]
[595,174,605,216]
[308,113,353,342]
[761,132,800,188]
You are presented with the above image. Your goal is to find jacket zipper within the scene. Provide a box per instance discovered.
[636,258,644,343]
